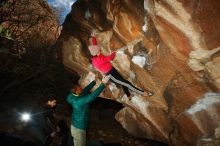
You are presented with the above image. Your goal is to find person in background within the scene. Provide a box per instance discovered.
[67,75,110,146]
[44,99,57,133]
[88,32,153,100]
[43,99,58,146]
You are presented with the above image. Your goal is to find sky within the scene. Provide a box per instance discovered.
[47,0,77,24]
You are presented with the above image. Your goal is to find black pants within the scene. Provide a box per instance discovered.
[106,67,144,97]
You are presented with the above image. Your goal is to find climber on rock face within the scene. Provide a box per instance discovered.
[88,31,154,100]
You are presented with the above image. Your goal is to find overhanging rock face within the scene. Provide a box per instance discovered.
[56,0,220,145]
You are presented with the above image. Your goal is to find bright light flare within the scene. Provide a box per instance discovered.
[21,112,31,122]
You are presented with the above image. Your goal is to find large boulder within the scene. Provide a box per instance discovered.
[56,0,220,145]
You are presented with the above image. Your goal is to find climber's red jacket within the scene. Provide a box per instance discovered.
[92,52,116,73]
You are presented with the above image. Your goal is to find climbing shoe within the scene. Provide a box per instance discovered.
[143,91,154,97]
[147,91,154,96]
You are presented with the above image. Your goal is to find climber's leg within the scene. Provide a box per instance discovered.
[107,67,148,95]
[107,72,131,98]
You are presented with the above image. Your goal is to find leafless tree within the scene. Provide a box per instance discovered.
[0,0,62,98]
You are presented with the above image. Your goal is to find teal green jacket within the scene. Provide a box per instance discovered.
[67,81,105,130]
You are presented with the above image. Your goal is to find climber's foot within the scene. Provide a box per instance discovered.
[148,91,154,96]
[143,91,154,97]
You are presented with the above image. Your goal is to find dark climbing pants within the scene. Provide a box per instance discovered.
[106,67,144,97]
